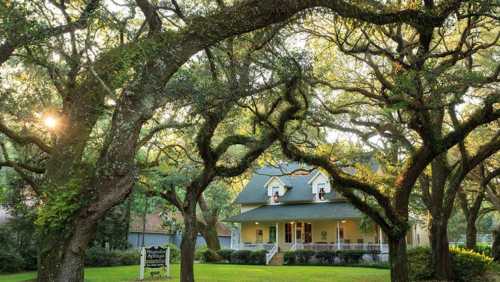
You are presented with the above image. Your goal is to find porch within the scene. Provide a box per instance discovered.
[235,220,388,253]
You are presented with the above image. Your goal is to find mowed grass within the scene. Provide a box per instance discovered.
[0,264,390,282]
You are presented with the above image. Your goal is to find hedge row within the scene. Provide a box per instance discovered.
[197,248,267,265]
[284,249,381,265]
[408,247,492,282]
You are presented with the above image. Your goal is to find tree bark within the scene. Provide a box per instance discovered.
[493,224,500,261]
[388,236,409,282]
[180,204,198,282]
[429,216,453,281]
[465,217,477,250]
[198,222,221,251]
[38,218,97,282]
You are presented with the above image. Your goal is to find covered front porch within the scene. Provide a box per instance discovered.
[225,203,389,264]
[236,219,388,253]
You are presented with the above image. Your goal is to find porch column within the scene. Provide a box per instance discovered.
[239,223,242,250]
[293,222,297,245]
[336,221,340,250]
[275,223,279,249]
[378,225,383,252]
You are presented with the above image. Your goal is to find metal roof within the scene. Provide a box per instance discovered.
[234,163,319,204]
[224,202,363,222]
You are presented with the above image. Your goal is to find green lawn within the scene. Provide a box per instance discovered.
[0,264,390,282]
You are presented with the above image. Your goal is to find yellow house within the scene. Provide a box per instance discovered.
[225,163,426,264]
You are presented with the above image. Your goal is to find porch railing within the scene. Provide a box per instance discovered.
[265,244,278,265]
[238,243,276,251]
[293,243,389,253]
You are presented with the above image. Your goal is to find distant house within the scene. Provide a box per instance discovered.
[225,163,429,264]
[128,211,232,249]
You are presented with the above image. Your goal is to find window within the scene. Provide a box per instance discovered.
[256,229,263,243]
[271,186,280,203]
[357,239,364,244]
[285,223,292,243]
[318,187,326,200]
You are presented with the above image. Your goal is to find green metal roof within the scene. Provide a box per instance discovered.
[224,202,363,222]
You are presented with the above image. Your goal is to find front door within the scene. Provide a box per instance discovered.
[269,226,276,243]
[304,223,312,243]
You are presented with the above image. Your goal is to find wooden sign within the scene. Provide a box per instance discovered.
[139,246,170,280]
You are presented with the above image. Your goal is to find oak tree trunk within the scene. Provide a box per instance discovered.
[181,205,198,282]
[465,218,477,250]
[198,220,221,251]
[38,218,97,282]
[493,225,500,261]
[429,217,453,281]
[388,236,409,282]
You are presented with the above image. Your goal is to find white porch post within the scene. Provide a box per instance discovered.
[293,223,297,245]
[276,223,279,249]
[336,221,340,250]
[378,225,383,252]
[239,223,242,250]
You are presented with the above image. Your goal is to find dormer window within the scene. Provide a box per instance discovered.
[318,187,326,201]
[271,187,280,203]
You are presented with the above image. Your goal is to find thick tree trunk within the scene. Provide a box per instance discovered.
[429,217,453,281]
[198,220,221,251]
[493,225,500,261]
[38,219,97,282]
[201,225,221,251]
[388,236,409,282]
[181,205,198,282]
[465,218,477,250]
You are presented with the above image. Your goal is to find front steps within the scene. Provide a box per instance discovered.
[268,252,284,265]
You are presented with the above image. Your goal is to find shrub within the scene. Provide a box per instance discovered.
[249,250,267,265]
[474,244,492,257]
[0,251,25,273]
[163,243,180,263]
[195,247,208,261]
[200,248,221,263]
[217,249,235,262]
[115,249,140,265]
[295,250,315,264]
[284,251,296,265]
[407,247,434,281]
[84,246,140,267]
[338,250,365,264]
[230,250,252,264]
[450,247,492,282]
[408,247,492,282]
[315,250,336,265]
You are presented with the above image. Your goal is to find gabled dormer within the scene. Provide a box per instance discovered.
[308,171,333,202]
[264,176,289,205]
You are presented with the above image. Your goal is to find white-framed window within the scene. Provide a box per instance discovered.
[316,183,327,201]
[318,187,326,201]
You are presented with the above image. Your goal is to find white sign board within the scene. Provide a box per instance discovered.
[139,246,170,280]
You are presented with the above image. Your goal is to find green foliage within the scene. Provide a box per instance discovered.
[337,250,365,264]
[249,250,267,265]
[35,178,83,232]
[450,247,492,282]
[284,250,379,266]
[315,250,336,264]
[200,248,220,263]
[84,247,140,267]
[230,250,252,264]
[0,251,25,273]
[216,249,235,262]
[408,247,492,282]
[163,243,180,263]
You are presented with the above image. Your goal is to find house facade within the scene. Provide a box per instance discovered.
[226,163,428,264]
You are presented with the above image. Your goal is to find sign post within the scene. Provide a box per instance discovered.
[139,246,170,280]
